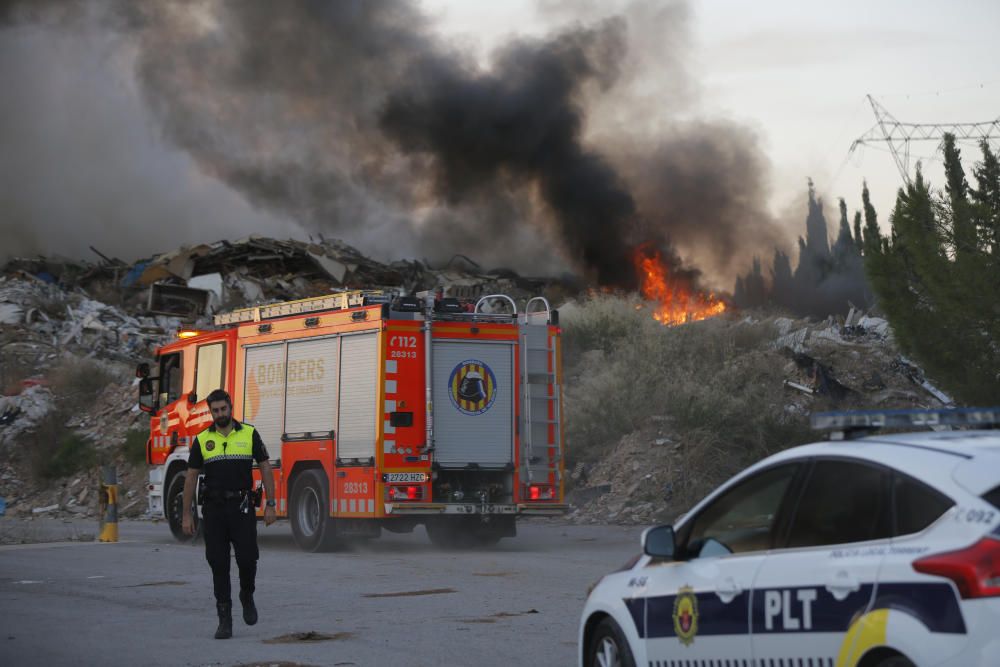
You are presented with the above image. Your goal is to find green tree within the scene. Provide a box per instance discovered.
[864,139,1000,404]
[861,181,882,258]
[970,140,1000,255]
[942,135,977,265]
[832,197,860,268]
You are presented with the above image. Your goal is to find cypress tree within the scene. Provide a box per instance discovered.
[864,155,1000,404]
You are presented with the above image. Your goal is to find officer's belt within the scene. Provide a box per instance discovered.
[204,489,250,501]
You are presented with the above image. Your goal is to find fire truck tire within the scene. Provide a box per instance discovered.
[425,519,464,548]
[290,469,339,552]
[166,470,200,543]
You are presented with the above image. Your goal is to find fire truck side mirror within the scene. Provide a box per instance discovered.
[188,391,198,404]
[135,362,150,378]
[138,378,158,413]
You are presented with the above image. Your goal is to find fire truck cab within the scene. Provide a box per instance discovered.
[138,290,566,551]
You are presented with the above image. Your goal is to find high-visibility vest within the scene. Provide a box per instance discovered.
[196,423,256,465]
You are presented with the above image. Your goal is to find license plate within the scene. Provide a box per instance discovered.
[385,472,426,483]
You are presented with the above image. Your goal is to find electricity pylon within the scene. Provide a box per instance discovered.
[849,95,1000,185]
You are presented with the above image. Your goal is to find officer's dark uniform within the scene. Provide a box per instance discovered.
[189,420,268,608]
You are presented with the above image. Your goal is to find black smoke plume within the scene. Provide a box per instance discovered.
[1,0,791,293]
[380,20,639,288]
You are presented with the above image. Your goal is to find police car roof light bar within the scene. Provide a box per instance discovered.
[811,407,1000,440]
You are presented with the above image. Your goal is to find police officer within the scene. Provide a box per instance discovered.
[181,389,276,639]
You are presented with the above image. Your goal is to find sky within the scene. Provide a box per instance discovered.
[426,0,1000,226]
[1,0,998,289]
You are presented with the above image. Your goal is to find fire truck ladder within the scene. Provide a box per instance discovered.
[213,290,389,326]
[518,297,561,487]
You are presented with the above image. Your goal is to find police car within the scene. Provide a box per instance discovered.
[579,409,1000,667]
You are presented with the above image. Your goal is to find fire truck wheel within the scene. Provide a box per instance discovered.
[425,519,464,548]
[290,469,339,552]
[166,470,200,543]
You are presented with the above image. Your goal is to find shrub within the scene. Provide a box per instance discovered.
[47,357,117,412]
[32,428,98,479]
[121,427,149,465]
[561,295,814,495]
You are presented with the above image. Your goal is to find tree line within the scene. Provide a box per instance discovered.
[734,135,1000,404]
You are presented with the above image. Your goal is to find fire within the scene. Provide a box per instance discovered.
[633,245,727,326]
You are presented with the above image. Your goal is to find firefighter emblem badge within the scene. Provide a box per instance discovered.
[448,359,497,415]
[204,439,215,452]
[673,585,699,646]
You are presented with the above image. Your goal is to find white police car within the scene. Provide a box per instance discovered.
[579,409,1000,667]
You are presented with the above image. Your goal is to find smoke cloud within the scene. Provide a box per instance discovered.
[1,0,791,292]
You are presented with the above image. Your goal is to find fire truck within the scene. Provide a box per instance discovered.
[138,290,566,551]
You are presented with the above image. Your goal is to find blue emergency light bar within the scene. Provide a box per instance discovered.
[812,407,1000,437]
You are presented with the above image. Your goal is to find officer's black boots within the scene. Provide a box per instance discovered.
[239,590,258,625]
[214,602,233,639]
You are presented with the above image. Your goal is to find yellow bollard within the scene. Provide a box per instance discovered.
[98,466,119,542]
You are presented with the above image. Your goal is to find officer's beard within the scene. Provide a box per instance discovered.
[214,415,232,429]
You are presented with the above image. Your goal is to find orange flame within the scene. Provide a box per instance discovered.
[633,246,727,326]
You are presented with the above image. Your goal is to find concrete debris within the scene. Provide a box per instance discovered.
[856,316,890,338]
[895,356,954,406]
[774,327,810,351]
[773,317,796,337]
[0,302,23,324]
[0,386,54,447]
[783,380,815,395]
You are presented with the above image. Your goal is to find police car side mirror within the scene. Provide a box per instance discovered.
[642,524,675,559]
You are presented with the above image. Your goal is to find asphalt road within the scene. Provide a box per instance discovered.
[0,517,643,667]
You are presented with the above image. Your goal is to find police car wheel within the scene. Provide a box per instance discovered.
[877,658,914,667]
[587,618,635,667]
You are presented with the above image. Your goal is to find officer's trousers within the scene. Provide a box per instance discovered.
[202,498,258,604]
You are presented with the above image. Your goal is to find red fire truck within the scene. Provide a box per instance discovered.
[138,290,566,551]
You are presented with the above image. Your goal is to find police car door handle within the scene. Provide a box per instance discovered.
[824,571,860,601]
[715,577,742,603]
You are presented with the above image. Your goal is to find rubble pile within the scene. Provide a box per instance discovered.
[0,372,148,525]
[566,421,683,526]
[0,277,183,368]
[772,311,952,410]
[131,236,554,314]
[566,311,955,525]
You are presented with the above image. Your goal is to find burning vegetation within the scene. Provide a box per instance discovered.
[633,244,727,326]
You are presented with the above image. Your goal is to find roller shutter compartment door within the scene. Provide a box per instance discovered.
[337,333,378,460]
[284,337,339,436]
[242,343,286,450]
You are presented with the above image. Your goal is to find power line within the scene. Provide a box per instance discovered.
[873,79,1000,99]
[848,95,1000,185]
